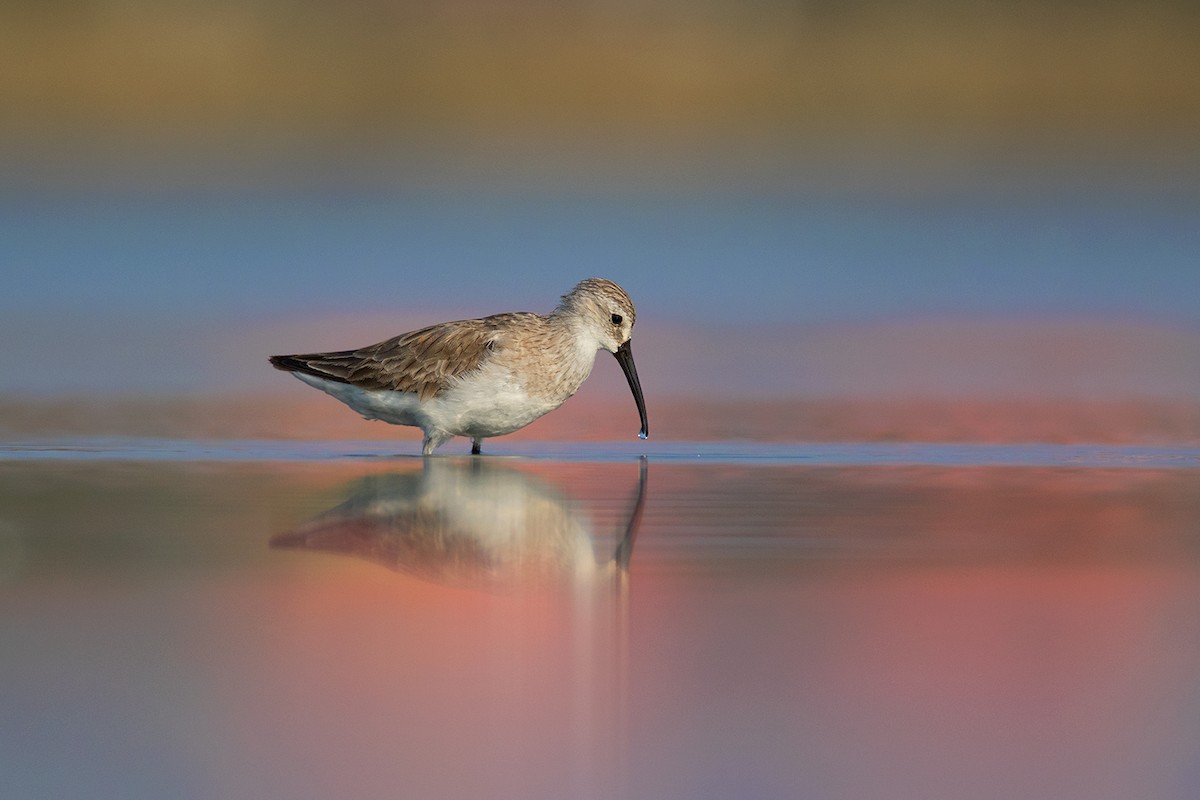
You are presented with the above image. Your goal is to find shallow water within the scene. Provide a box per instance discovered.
[3,441,1200,799]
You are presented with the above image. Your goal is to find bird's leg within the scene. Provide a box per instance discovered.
[422,430,451,456]
[471,437,483,455]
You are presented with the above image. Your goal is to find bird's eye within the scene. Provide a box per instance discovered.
[611,314,623,325]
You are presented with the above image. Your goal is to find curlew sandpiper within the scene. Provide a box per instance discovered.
[269,278,648,454]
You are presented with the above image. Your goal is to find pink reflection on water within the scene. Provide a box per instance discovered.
[183,566,633,799]
[165,464,1198,799]
[631,564,1200,799]
[4,460,1200,798]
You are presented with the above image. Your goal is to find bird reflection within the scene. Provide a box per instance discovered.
[271,459,646,591]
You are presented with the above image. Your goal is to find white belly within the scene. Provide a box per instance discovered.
[426,370,563,438]
[293,367,565,439]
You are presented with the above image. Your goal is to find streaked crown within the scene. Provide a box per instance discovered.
[558,278,637,324]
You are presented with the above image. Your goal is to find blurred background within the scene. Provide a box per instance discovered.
[2,0,1198,443]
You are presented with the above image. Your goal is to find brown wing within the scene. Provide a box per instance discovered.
[270,313,531,401]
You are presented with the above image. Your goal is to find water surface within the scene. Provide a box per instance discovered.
[2,441,1199,799]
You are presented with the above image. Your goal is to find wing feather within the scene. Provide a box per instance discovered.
[269,313,531,401]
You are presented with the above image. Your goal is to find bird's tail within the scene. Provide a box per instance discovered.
[268,354,308,372]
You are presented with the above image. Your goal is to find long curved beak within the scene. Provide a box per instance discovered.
[613,340,649,439]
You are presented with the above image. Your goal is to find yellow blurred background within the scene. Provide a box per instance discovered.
[2,1,1198,445]
[4,0,1198,189]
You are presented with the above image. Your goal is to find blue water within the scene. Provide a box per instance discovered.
[3,438,1198,468]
